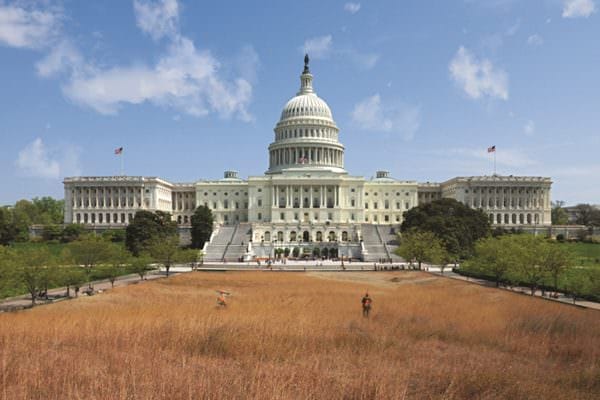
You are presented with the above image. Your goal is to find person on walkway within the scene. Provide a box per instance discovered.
[361,292,372,317]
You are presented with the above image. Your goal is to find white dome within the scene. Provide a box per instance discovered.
[280,93,333,121]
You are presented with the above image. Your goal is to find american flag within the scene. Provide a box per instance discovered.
[487,145,496,153]
[114,147,123,155]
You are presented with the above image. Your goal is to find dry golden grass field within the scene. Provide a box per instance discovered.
[1,271,599,400]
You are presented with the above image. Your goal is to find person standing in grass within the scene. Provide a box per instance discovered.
[361,292,372,317]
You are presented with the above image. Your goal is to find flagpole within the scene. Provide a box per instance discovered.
[120,150,124,176]
[494,150,496,176]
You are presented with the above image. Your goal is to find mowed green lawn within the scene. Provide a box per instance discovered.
[9,241,69,257]
[557,242,600,268]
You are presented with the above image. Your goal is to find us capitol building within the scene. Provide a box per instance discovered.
[63,57,552,261]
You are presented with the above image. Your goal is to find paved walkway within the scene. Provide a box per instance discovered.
[0,271,173,312]
[2,261,598,312]
[424,267,600,311]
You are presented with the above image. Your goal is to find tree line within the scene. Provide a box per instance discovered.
[0,206,215,306]
[0,197,64,244]
[395,198,600,303]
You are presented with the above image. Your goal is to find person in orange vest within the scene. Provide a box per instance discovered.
[216,290,230,307]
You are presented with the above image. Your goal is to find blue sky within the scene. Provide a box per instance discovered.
[1,0,599,205]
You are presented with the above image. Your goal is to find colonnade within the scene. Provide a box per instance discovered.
[271,185,340,208]
[71,186,143,209]
[468,186,549,210]
[269,147,343,168]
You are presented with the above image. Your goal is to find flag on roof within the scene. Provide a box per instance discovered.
[115,147,123,155]
[487,145,496,153]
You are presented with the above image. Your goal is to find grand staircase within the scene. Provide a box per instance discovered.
[361,224,403,262]
[203,223,251,262]
[223,223,251,262]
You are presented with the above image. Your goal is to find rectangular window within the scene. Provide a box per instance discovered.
[374,202,378,210]
[258,199,262,207]
[365,203,369,209]
[280,212,284,220]
[405,202,410,209]
[258,212,262,220]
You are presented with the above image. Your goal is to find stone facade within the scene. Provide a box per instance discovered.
[63,58,553,239]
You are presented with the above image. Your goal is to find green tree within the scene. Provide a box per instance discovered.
[125,211,177,255]
[102,228,126,243]
[32,197,64,224]
[551,201,569,225]
[466,236,514,287]
[0,246,19,298]
[66,235,114,286]
[540,241,573,296]
[190,205,214,249]
[401,198,490,259]
[396,230,445,270]
[131,254,153,281]
[59,267,87,297]
[41,224,62,242]
[0,207,18,245]
[101,246,131,288]
[573,204,600,227]
[148,236,181,276]
[508,235,548,296]
[178,248,200,270]
[564,270,593,304]
[15,246,55,306]
[61,223,85,243]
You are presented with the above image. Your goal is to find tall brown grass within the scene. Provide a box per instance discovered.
[1,271,599,399]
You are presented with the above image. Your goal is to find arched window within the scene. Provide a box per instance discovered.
[303,231,310,242]
[316,231,322,242]
[184,215,188,224]
[342,231,348,241]
[527,214,532,224]
[290,231,297,241]
[277,231,283,242]
[329,231,336,241]
[264,231,271,242]
[178,215,182,223]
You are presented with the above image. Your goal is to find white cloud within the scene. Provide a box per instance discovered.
[351,94,421,140]
[14,0,254,121]
[301,35,333,59]
[62,37,254,120]
[300,35,379,69]
[524,120,535,136]
[449,46,508,100]
[35,40,83,77]
[562,0,596,18]
[344,3,361,14]
[133,0,179,40]
[0,4,59,49]
[343,48,379,69]
[15,138,60,179]
[527,34,544,46]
